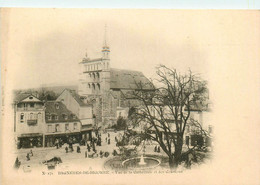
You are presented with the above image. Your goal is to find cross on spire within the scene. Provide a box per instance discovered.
[103,24,108,47]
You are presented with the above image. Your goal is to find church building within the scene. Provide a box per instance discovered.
[78,40,154,128]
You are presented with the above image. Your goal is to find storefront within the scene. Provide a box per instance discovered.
[17,133,43,149]
[81,126,93,142]
[44,132,82,147]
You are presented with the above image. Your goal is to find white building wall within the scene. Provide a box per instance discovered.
[15,109,45,134]
[56,90,81,117]
[45,121,81,134]
[79,106,93,120]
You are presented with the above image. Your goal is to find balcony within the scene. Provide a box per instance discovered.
[27,119,37,125]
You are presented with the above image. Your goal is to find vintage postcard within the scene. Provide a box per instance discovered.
[1,8,260,185]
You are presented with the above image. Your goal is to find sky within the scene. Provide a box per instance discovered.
[2,9,259,91]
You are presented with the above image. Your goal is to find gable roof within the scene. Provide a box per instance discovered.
[59,89,92,107]
[45,101,80,123]
[80,58,103,64]
[110,68,154,90]
[14,93,42,103]
[68,89,92,107]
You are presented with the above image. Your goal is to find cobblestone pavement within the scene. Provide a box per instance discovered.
[13,130,198,173]
[14,131,168,173]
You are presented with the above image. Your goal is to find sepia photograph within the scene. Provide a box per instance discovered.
[1,8,260,185]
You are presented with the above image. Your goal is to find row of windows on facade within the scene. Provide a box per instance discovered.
[20,112,42,123]
[88,72,100,79]
[88,83,101,90]
[47,123,78,133]
[186,125,213,134]
[17,102,41,108]
[45,113,77,121]
[18,103,62,110]
[19,113,76,122]
[84,62,109,72]
[85,63,101,71]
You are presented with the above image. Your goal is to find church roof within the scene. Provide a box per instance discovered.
[80,58,103,64]
[110,68,154,90]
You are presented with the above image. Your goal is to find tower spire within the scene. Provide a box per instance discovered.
[102,24,110,59]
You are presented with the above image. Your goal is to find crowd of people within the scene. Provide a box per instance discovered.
[61,132,115,159]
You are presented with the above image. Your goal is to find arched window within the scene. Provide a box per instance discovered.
[55,124,60,132]
[97,83,100,90]
[73,123,77,130]
[38,112,41,120]
[92,84,95,90]
[46,114,51,121]
[62,114,68,120]
[97,72,100,78]
[72,114,76,119]
[55,103,59,109]
[30,113,34,120]
[93,73,95,79]
[20,113,24,123]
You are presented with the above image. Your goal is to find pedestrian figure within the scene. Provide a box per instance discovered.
[108,138,110,145]
[93,143,96,153]
[59,139,62,147]
[115,136,118,143]
[30,149,33,156]
[112,149,118,156]
[87,144,90,152]
[55,139,59,149]
[14,157,21,169]
[100,150,103,158]
[186,152,193,169]
[157,147,160,153]
[26,153,30,161]
[154,146,157,152]
[105,137,107,143]
[104,152,109,158]
[65,146,68,153]
[71,144,74,152]
[77,146,81,153]
[108,133,110,138]
[85,151,88,158]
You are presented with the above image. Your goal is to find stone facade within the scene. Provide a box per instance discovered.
[78,44,154,128]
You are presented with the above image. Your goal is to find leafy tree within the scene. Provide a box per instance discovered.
[38,88,57,101]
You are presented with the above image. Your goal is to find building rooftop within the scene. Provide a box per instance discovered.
[13,93,42,103]
[80,58,103,64]
[110,68,154,90]
[45,101,79,123]
[66,89,92,107]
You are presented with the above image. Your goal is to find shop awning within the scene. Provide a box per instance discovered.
[81,124,93,132]
[45,132,81,136]
[80,118,94,126]
[20,133,43,137]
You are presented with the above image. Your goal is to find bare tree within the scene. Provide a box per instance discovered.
[131,65,208,168]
